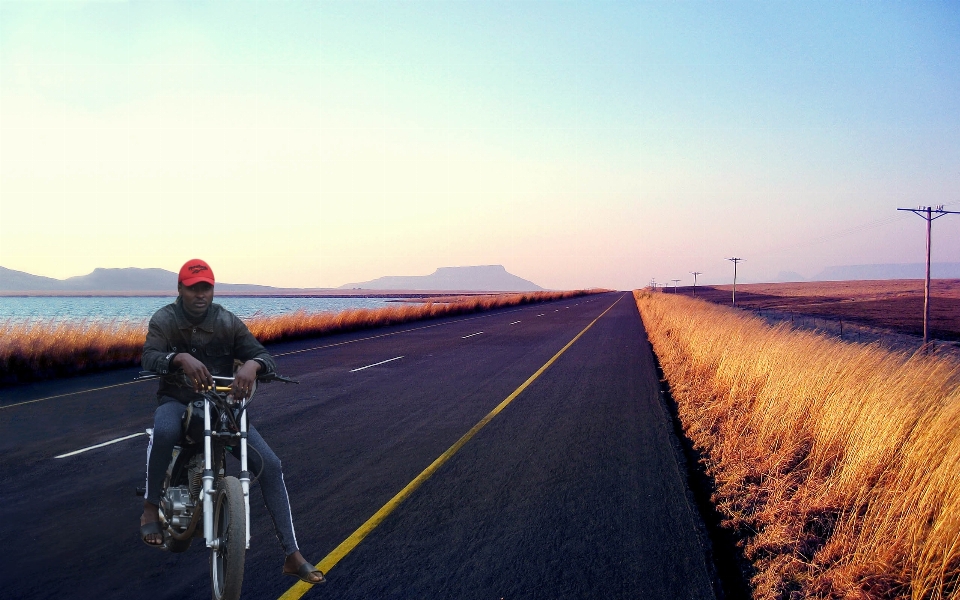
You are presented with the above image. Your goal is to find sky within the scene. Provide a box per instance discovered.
[1,1,959,290]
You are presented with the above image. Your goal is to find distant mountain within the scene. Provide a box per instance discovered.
[0,267,64,291]
[64,267,177,291]
[0,264,545,294]
[773,271,807,283]
[813,263,960,281]
[339,265,544,291]
[0,266,291,294]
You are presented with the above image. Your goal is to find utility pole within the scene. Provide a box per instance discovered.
[727,258,743,307]
[690,271,702,297]
[897,205,960,346]
[672,279,680,293]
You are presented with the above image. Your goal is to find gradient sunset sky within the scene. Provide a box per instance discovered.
[2,1,959,290]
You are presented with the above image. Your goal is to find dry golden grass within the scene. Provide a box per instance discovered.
[243,291,596,342]
[0,290,601,385]
[634,290,960,600]
[0,319,146,383]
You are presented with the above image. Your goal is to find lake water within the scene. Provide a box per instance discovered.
[0,296,410,324]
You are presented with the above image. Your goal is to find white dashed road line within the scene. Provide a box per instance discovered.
[54,432,146,459]
[350,356,404,372]
[510,321,521,325]
[462,332,484,339]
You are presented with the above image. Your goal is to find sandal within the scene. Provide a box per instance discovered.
[282,562,326,584]
[140,521,164,547]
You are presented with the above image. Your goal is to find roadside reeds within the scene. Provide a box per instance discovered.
[0,290,600,385]
[634,290,960,599]
[0,319,146,384]
[244,291,589,343]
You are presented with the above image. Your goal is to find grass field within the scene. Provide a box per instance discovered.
[0,290,600,385]
[682,279,960,341]
[635,290,960,600]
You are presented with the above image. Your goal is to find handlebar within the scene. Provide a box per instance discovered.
[136,371,300,384]
[137,369,298,435]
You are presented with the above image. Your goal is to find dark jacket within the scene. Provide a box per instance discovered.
[141,298,276,405]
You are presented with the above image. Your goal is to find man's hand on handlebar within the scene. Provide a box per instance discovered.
[231,360,261,400]
[171,353,215,392]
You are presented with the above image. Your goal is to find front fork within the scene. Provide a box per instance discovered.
[239,409,251,549]
[202,398,252,550]
[202,398,216,547]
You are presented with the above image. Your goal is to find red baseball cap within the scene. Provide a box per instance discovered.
[178,259,215,287]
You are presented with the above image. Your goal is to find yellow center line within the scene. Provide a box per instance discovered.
[279,293,623,600]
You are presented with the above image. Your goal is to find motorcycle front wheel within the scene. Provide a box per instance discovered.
[210,476,246,600]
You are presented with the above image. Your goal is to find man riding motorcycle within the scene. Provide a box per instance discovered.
[139,258,324,585]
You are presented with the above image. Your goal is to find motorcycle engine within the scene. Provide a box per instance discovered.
[161,454,204,531]
[162,486,194,530]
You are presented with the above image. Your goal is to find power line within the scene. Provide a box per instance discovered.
[726,258,743,307]
[765,201,960,258]
[897,205,960,346]
[648,201,960,294]
[764,214,908,256]
[690,271,702,297]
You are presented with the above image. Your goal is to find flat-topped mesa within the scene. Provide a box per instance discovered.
[338,265,544,292]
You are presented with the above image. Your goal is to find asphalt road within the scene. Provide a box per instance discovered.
[0,292,719,600]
